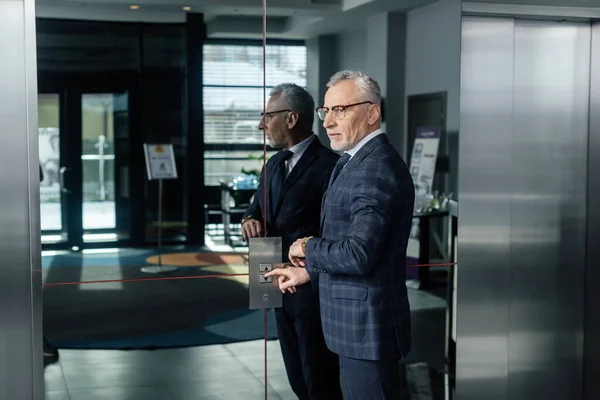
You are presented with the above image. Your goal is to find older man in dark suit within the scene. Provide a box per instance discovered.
[241,83,343,400]
[266,71,415,400]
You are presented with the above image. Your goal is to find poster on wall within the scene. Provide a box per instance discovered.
[407,126,441,259]
[143,144,178,180]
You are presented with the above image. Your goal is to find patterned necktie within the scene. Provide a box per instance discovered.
[328,153,351,188]
[270,150,294,217]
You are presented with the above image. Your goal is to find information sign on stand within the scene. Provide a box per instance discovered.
[142,144,179,274]
[407,127,441,259]
[144,144,178,180]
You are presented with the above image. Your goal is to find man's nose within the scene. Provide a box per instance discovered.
[323,111,335,129]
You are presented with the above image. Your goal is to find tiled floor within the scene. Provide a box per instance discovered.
[43,282,449,399]
[45,340,295,400]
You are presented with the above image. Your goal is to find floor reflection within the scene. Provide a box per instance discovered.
[400,361,453,400]
[44,344,453,400]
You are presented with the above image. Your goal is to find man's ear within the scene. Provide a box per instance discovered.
[368,104,381,125]
[287,111,299,129]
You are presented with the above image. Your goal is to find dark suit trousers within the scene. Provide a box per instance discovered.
[274,306,342,400]
[339,356,402,400]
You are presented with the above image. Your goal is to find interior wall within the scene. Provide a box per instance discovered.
[365,12,407,155]
[405,0,461,133]
[405,0,461,195]
[306,34,339,143]
[337,26,367,72]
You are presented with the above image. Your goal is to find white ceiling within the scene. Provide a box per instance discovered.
[34,0,436,38]
[35,0,600,39]
[473,0,600,6]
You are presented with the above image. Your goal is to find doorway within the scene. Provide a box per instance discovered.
[38,79,134,249]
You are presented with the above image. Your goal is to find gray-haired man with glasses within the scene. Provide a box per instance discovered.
[266,70,415,399]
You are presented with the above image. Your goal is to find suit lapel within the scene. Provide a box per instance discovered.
[272,137,321,220]
[280,139,320,195]
[320,192,327,236]
[319,134,389,232]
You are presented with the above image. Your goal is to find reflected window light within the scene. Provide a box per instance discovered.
[41,250,69,257]
[41,234,63,244]
[83,233,118,242]
[82,248,121,255]
[79,265,124,291]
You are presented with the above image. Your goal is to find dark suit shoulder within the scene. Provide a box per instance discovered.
[373,140,404,161]
[308,136,338,164]
[316,147,339,173]
[319,146,339,158]
[366,143,408,171]
[265,150,283,166]
[316,142,339,159]
[351,141,409,186]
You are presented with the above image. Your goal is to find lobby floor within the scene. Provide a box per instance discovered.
[45,339,296,400]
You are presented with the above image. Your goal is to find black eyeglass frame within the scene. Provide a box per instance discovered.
[260,109,293,118]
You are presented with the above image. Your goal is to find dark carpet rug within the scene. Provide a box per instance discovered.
[42,249,278,350]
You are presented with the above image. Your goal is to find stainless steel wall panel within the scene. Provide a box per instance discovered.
[0,0,43,398]
[510,19,589,400]
[584,20,600,400]
[457,16,514,400]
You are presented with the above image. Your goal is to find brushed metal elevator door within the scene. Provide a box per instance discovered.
[458,16,590,400]
[510,19,589,400]
[458,17,514,400]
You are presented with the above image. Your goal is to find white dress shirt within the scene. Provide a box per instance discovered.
[346,128,384,159]
[285,134,315,178]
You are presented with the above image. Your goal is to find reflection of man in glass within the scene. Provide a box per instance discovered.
[241,83,343,399]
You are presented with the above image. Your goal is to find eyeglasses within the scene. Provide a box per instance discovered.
[315,101,373,121]
[260,109,292,119]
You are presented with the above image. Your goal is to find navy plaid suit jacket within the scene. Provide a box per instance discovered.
[305,134,415,361]
[243,136,339,316]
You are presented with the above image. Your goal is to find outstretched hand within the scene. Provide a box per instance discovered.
[264,265,310,293]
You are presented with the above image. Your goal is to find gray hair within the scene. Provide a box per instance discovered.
[270,83,315,128]
[326,70,381,105]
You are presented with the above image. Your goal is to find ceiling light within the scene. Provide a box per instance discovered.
[182,6,191,11]
[129,4,139,10]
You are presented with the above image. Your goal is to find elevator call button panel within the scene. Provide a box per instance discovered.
[249,237,283,309]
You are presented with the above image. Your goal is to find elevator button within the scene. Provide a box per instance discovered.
[259,263,272,272]
[259,274,272,283]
